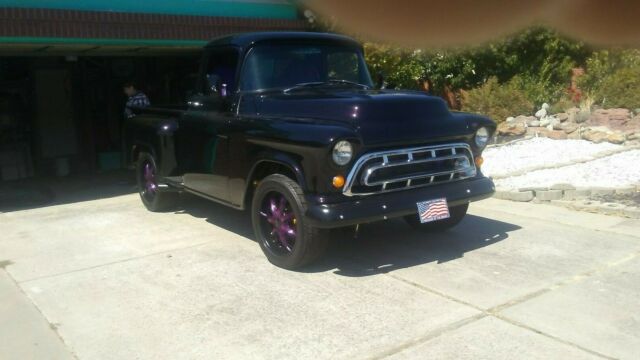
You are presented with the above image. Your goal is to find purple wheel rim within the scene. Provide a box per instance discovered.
[259,192,297,254]
[141,161,157,200]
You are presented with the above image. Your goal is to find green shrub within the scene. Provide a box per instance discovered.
[578,49,640,98]
[595,67,640,109]
[462,77,534,122]
[550,97,577,114]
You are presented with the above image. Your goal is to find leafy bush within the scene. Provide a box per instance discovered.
[578,49,640,96]
[550,97,577,114]
[595,67,640,109]
[462,77,534,122]
[363,27,587,108]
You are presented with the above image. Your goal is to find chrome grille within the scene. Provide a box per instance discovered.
[343,143,476,196]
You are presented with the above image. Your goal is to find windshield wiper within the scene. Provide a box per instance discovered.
[283,80,370,93]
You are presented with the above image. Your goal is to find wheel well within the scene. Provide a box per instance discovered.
[244,161,298,209]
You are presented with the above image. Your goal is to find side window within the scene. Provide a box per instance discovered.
[327,51,359,82]
[205,47,239,94]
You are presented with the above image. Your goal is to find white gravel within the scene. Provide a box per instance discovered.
[482,137,621,178]
[494,149,640,189]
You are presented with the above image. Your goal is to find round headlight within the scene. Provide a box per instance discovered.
[332,140,353,166]
[475,127,490,148]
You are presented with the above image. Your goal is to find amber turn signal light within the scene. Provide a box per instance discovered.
[475,156,484,168]
[332,175,345,188]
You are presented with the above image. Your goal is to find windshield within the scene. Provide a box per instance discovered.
[240,43,373,91]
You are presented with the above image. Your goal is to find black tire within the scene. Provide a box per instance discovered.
[251,174,327,269]
[404,203,469,232]
[136,152,178,212]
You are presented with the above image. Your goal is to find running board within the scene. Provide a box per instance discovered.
[158,176,184,192]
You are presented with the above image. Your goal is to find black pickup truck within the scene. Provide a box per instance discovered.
[125,32,496,269]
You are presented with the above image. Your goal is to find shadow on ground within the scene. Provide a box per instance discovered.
[175,193,521,277]
[0,170,136,212]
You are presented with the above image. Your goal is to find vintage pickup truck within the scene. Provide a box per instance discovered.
[125,32,496,269]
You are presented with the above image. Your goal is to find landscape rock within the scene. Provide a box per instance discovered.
[567,131,582,140]
[561,123,579,134]
[539,118,551,127]
[556,112,569,122]
[627,132,639,141]
[508,190,534,202]
[552,119,563,130]
[587,108,635,131]
[575,110,590,123]
[535,103,549,118]
[546,130,568,140]
[551,183,575,190]
[497,122,526,136]
[536,189,563,201]
[583,129,609,143]
[528,120,541,127]
[517,116,538,126]
[563,188,591,200]
[606,132,626,144]
[506,116,515,123]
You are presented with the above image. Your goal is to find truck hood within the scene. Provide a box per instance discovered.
[250,89,478,146]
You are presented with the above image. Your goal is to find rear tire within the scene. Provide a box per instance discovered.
[251,174,327,269]
[404,203,468,232]
[136,152,178,212]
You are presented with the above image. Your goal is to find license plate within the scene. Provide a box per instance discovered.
[416,198,450,223]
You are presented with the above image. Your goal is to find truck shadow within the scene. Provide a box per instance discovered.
[176,193,521,277]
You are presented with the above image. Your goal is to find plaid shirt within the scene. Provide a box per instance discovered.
[124,91,150,118]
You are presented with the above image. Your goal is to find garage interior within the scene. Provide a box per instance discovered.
[0,3,305,186]
[0,46,201,181]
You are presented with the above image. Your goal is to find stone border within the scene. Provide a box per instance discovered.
[493,184,640,219]
[489,145,640,180]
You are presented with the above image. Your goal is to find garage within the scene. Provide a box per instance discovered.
[0,1,305,182]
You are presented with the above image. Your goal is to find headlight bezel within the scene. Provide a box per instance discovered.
[332,140,353,166]
[474,126,490,148]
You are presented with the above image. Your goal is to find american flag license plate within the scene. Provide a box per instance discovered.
[416,198,450,223]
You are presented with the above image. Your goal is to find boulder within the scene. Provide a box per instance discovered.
[517,115,538,126]
[546,130,568,140]
[575,110,590,123]
[607,132,626,144]
[506,116,515,123]
[497,122,526,136]
[567,131,582,140]
[561,122,579,134]
[555,112,569,122]
[534,103,549,119]
[583,129,609,143]
[588,108,632,130]
[628,132,640,140]
[539,118,551,127]
[528,120,541,127]
[552,119,563,130]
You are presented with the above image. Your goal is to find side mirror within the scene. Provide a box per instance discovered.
[375,72,386,89]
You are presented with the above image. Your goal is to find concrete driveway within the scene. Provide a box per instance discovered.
[1,185,639,359]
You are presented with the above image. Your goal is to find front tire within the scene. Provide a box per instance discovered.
[136,152,178,212]
[251,174,327,269]
[404,203,469,232]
